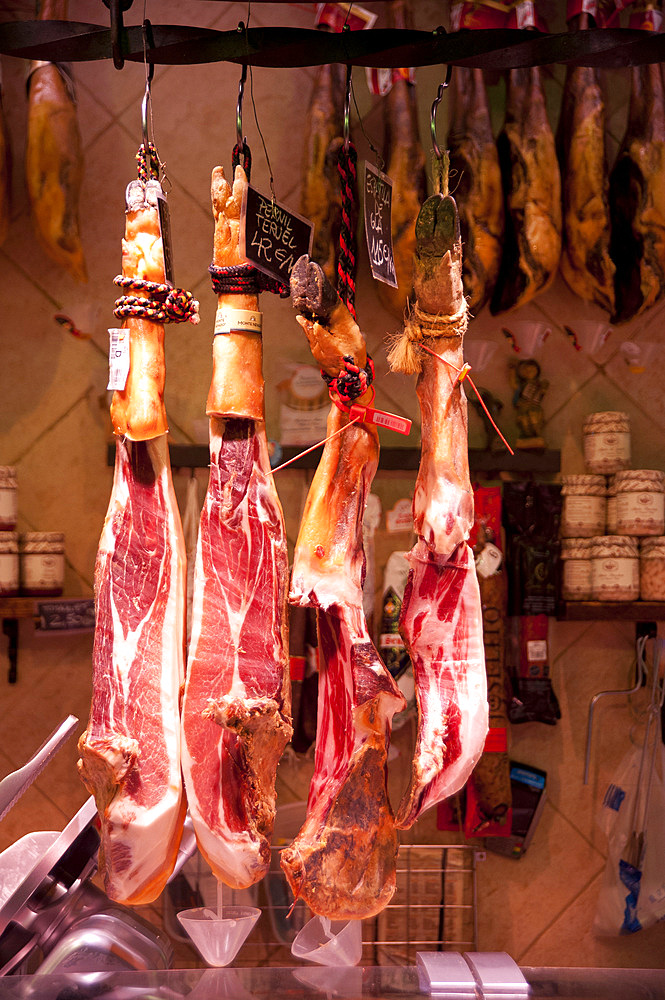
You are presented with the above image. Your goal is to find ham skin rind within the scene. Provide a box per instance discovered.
[78,435,186,904]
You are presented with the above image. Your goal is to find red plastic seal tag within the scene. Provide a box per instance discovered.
[348,404,412,436]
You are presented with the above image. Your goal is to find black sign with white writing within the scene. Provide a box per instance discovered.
[363,162,397,288]
[241,185,312,286]
[37,599,95,633]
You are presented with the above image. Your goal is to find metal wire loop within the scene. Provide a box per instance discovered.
[343,64,352,152]
[237,61,248,147]
[430,63,453,162]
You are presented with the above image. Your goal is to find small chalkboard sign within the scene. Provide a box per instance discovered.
[241,185,312,287]
[37,599,95,633]
[363,162,397,288]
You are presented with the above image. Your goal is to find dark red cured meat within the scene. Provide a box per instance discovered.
[78,436,186,903]
[181,416,291,889]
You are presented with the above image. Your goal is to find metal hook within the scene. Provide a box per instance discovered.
[236,61,248,148]
[343,64,352,152]
[430,64,453,162]
[141,19,155,150]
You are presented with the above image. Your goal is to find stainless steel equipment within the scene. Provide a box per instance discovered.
[0,726,172,978]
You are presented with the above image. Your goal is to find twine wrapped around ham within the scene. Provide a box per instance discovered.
[388,189,468,375]
[387,300,468,376]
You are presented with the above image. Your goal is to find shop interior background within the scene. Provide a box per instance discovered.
[1,0,665,971]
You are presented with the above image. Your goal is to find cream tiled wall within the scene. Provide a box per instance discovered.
[1,0,664,973]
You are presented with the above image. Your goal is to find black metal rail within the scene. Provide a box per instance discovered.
[0,20,664,70]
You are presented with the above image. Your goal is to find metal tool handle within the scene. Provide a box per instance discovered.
[0,716,79,822]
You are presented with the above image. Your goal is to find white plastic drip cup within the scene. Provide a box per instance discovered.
[177,904,261,967]
[291,915,363,967]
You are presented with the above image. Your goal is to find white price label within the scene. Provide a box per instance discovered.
[527,639,548,663]
[107,328,130,390]
[475,542,503,578]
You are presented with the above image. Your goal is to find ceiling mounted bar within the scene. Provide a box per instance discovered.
[101,0,134,69]
[0,21,663,69]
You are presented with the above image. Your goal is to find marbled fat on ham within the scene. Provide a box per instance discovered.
[78,436,186,903]
[181,417,291,888]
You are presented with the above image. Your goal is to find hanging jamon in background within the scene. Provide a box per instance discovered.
[78,65,199,902]
[557,2,615,315]
[299,9,346,285]
[180,124,293,891]
[374,0,427,319]
[609,3,665,323]
[25,0,87,282]
[446,3,504,317]
[490,5,562,315]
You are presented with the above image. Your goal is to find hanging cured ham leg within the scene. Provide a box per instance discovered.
[78,176,188,904]
[490,66,561,314]
[181,165,292,889]
[280,257,405,920]
[447,67,504,315]
[25,0,87,282]
[610,58,665,323]
[557,12,614,314]
[388,194,488,829]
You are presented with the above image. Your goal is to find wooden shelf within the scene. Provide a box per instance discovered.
[106,442,561,475]
[557,601,665,622]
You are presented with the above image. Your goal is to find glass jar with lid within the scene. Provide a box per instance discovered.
[19,532,65,596]
[560,474,607,538]
[0,467,17,531]
[614,470,665,536]
[590,535,639,601]
[640,536,665,601]
[560,537,593,601]
[0,531,19,596]
[583,411,631,474]
[606,474,617,534]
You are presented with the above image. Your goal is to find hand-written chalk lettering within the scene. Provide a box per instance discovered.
[241,184,312,286]
[363,161,397,288]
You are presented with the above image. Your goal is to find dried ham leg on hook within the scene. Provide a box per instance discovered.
[388,195,488,829]
[78,180,186,904]
[181,165,292,889]
[280,256,405,920]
